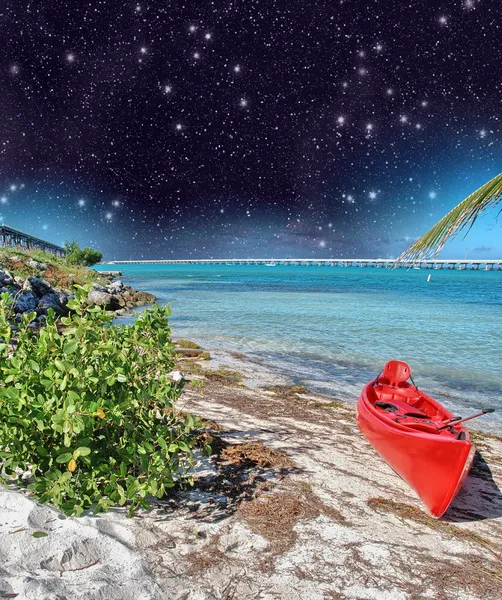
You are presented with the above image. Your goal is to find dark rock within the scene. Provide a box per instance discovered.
[90,283,109,293]
[37,292,65,315]
[58,290,74,308]
[23,277,54,298]
[0,269,15,286]
[13,290,38,313]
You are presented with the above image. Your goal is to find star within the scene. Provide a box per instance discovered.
[239,98,248,107]
[337,116,345,125]
[439,16,448,25]
[0,196,7,204]
[66,53,75,63]
[78,198,86,207]
[204,33,212,40]
[189,25,197,33]
[176,123,183,130]
[10,65,19,75]
[429,192,437,199]
[105,212,113,220]
[234,65,241,73]
[112,200,121,207]
[193,52,200,60]
[164,85,172,94]
[9,184,17,192]
[480,129,486,138]
[140,47,147,54]
[369,191,377,200]
[400,115,408,123]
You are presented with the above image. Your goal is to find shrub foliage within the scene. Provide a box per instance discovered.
[64,240,103,266]
[0,287,203,516]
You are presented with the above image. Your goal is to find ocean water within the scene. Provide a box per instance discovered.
[95,264,502,432]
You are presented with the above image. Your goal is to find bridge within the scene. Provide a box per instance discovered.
[0,224,65,257]
[104,258,502,270]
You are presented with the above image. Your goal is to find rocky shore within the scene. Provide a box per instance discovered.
[0,255,155,322]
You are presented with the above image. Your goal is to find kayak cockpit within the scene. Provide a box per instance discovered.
[368,360,467,439]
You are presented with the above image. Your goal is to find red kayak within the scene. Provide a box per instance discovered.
[356,360,484,518]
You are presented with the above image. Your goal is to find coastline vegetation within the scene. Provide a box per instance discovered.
[0,285,205,516]
[0,246,104,288]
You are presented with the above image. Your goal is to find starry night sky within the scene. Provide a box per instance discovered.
[1,0,501,260]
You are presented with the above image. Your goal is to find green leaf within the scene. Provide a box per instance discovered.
[55,452,73,463]
[32,531,49,538]
[63,340,78,355]
[29,359,40,373]
[116,373,127,383]
[76,446,91,457]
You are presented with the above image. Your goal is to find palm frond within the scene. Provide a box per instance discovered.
[397,173,502,263]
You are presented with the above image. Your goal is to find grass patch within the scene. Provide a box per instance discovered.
[174,339,200,349]
[239,482,347,561]
[264,385,308,398]
[0,247,103,288]
[367,498,498,553]
[307,399,346,410]
[204,368,243,385]
[470,429,502,444]
[221,441,295,469]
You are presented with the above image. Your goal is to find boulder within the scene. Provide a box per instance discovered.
[13,290,38,314]
[107,280,125,294]
[132,291,156,306]
[27,258,48,271]
[0,269,15,286]
[87,290,121,310]
[58,290,74,309]
[14,276,25,287]
[23,276,54,298]
[37,292,65,316]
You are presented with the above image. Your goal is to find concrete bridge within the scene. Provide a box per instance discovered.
[104,258,502,270]
[0,224,65,257]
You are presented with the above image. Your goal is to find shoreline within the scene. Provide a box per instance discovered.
[3,348,500,599]
[2,271,502,599]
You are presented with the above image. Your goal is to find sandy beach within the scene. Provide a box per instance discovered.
[1,343,501,600]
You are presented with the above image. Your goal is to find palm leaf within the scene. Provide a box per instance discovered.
[397,173,502,263]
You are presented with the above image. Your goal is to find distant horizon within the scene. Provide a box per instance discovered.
[98,257,502,263]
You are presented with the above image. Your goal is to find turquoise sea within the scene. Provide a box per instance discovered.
[95,264,502,432]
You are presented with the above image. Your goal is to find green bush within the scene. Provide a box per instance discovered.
[64,240,103,266]
[0,287,205,516]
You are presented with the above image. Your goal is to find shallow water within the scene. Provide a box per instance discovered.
[96,264,502,432]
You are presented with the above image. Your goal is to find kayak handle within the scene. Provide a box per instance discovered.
[437,408,496,431]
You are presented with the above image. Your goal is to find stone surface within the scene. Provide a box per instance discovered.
[27,259,48,271]
[36,292,65,315]
[13,290,38,313]
[23,276,55,298]
[0,269,15,286]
